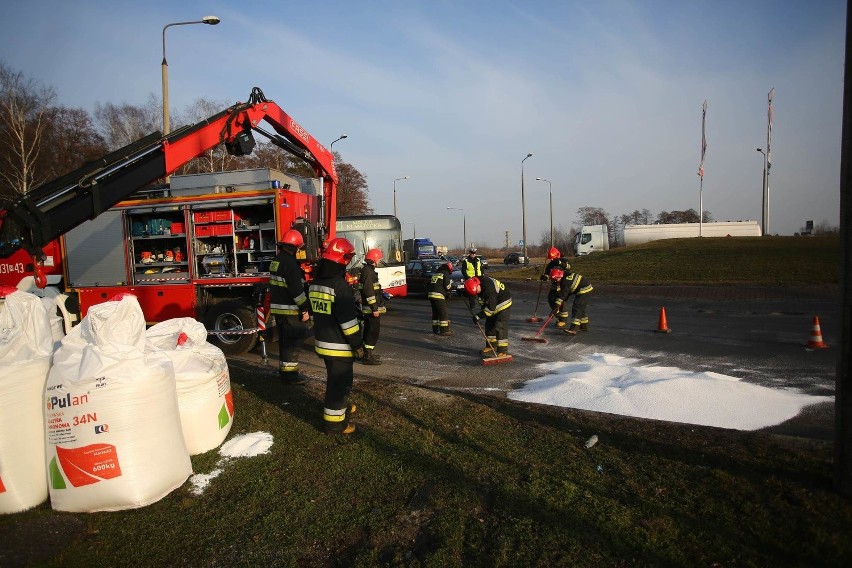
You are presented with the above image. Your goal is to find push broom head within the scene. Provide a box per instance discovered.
[526,316,543,323]
[482,354,513,366]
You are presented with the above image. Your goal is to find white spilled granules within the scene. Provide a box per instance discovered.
[509,354,833,431]
[189,432,274,495]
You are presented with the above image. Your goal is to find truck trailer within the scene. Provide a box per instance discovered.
[621,221,761,246]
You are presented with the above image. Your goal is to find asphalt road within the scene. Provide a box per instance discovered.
[233,280,840,440]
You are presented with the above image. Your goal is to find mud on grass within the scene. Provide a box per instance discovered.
[1,369,850,567]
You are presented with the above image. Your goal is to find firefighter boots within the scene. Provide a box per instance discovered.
[440,328,454,337]
[362,350,383,365]
[564,324,581,335]
[580,323,589,331]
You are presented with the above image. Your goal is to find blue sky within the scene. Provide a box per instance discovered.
[0,1,845,248]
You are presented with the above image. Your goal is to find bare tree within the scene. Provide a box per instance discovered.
[0,62,56,198]
[335,157,371,216]
[94,94,159,151]
[39,106,107,180]
[575,206,610,226]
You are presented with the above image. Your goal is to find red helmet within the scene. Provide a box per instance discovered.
[464,277,481,296]
[444,262,454,272]
[365,248,383,264]
[322,237,356,265]
[550,268,565,282]
[547,247,560,260]
[280,229,304,248]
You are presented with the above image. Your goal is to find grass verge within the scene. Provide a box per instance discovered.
[2,360,850,567]
[496,235,840,286]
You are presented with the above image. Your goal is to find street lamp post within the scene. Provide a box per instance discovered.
[393,176,410,218]
[161,16,220,137]
[521,153,533,263]
[330,134,348,151]
[535,177,554,249]
[756,148,768,235]
[446,207,466,251]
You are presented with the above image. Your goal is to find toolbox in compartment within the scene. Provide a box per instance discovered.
[214,224,233,236]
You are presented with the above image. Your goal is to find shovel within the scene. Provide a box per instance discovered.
[526,279,545,323]
[521,313,553,343]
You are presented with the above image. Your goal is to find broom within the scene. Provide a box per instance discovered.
[526,279,545,323]
[521,312,553,343]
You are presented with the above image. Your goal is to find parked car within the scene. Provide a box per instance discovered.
[405,258,451,295]
[477,255,489,270]
[449,266,465,295]
[503,252,526,265]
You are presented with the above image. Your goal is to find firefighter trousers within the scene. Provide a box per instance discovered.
[276,315,307,378]
[322,357,354,434]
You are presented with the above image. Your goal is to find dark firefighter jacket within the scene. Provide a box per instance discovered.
[554,272,594,307]
[474,276,512,318]
[268,246,309,317]
[358,263,386,315]
[427,266,452,300]
[309,260,363,359]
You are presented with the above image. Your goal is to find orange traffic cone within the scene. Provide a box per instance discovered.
[655,307,672,334]
[806,316,828,349]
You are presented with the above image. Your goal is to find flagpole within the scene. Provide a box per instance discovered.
[764,88,774,236]
[698,100,708,237]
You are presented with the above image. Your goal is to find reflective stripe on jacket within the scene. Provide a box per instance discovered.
[269,251,308,317]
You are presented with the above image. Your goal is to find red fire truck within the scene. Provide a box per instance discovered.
[0,87,338,355]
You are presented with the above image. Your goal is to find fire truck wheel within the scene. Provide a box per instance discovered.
[205,301,258,355]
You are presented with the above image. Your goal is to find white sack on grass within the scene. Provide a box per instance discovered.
[147,318,234,455]
[0,292,54,514]
[46,295,192,512]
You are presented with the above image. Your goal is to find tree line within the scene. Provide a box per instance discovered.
[0,62,372,215]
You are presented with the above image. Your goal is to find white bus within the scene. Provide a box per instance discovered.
[335,215,408,297]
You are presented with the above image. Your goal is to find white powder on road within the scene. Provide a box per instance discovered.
[508,353,832,431]
[189,432,273,495]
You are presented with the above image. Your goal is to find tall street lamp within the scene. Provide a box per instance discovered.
[446,207,466,251]
[330,134,348,151]
[756,147,769,235]
[520,153,533,263]
[393,176,410,218]
[162,16,220,137]
[535,177,554,249]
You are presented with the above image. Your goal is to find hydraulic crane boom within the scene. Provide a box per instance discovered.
[0,87,337,259]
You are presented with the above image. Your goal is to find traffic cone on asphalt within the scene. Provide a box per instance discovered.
[655,307,672,334]
[806,316,828,349]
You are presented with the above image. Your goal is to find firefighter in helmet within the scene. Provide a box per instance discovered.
[465,275,512,357]
[269,229,311,384]
[459,247,483,310]
[308,237,363,435]
[358,248,386,364]
[549,263,593,335]
[427,261,454,336]
[308,237,364,434]
[540,246,572,328]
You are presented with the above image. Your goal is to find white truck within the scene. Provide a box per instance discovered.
[573,225,610,255]
[621,221,761,246]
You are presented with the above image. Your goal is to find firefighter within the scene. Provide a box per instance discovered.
[549,264,594,335]
[465,276,512,357]
[308,237,364,435]
[358,248,386,364]
[540,246,572,328]
[269,229,311,384]
[459,247,483,310]
[427,261,454,336]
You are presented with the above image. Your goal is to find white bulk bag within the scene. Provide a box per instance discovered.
[146,318,234,455]
[45,295,191,512]
[0,291,54,513]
